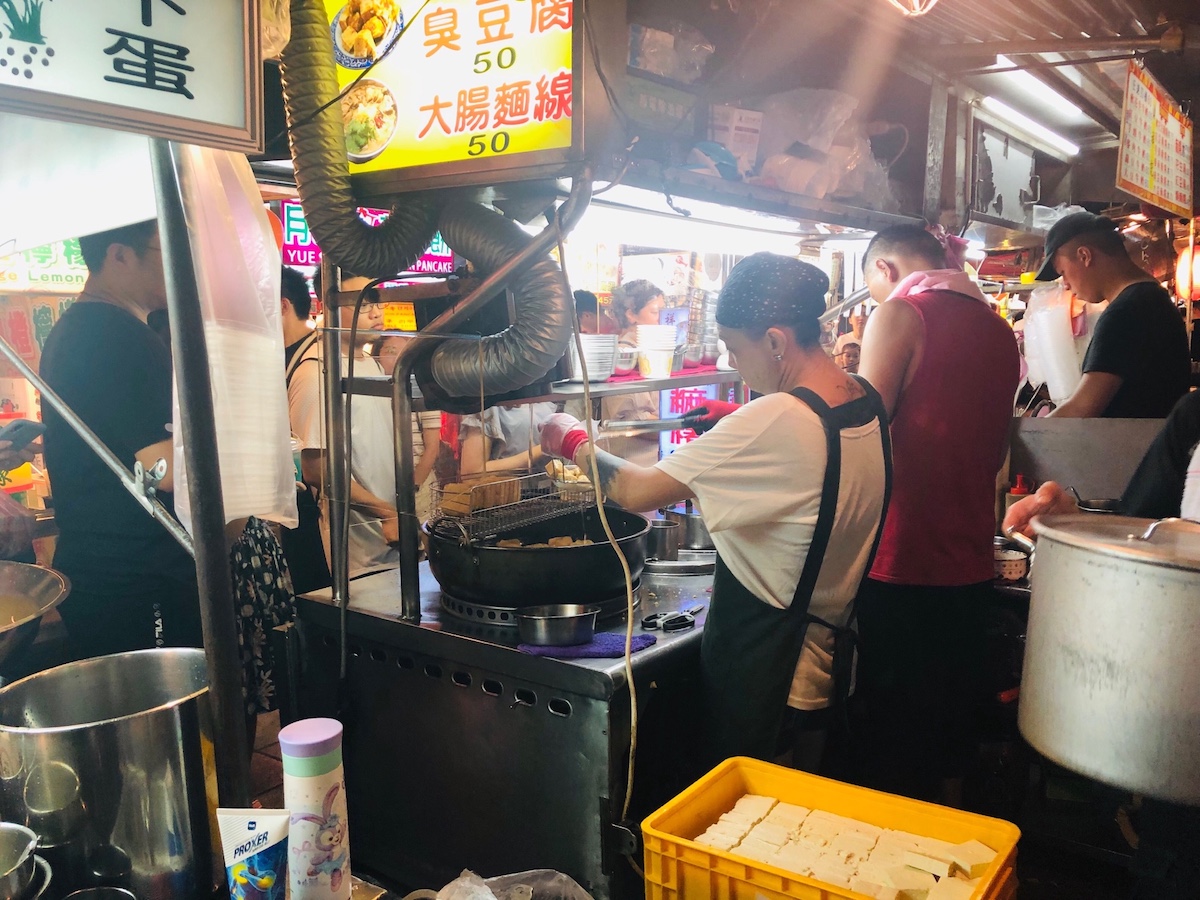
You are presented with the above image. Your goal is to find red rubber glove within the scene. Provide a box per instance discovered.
[538,413,590,462]
[687,400,742,434]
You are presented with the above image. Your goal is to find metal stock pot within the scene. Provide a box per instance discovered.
[1020,514,1200,803]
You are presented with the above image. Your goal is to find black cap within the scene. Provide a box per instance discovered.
[1035,212,1119,281]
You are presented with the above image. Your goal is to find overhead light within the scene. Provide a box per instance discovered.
[886,0,941,16]
[980,97,1081,157]
[995,56,1087,123]
[1129,212,1149,222]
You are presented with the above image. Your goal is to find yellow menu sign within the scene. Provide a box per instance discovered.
[325,0,575,175]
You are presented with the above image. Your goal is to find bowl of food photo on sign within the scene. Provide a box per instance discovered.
[330,0,402,69]
[342,79,398,162]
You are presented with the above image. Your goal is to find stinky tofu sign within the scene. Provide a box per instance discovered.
[0,1,262,152]
[324,0,578,186]
[1116,61,1193,218]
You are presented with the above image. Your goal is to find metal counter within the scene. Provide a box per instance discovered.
[284,562,714,900]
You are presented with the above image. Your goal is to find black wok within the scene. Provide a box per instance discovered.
[424,507,649,607]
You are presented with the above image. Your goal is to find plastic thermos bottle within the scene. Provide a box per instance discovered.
[279,717,352,900]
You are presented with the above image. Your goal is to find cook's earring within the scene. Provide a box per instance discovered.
[774,354,783,361]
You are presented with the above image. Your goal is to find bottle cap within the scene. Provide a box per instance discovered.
[1011,474,1033,495]
[278,717,343,759]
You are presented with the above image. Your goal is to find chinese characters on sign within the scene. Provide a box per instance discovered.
[0,1,259,152]
[659,385,719,456]
[1116,61,1193,218]
[327,0,575,175]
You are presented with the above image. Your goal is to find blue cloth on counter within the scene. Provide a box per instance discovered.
[518,632,657,658]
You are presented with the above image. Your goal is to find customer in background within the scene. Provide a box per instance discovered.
[289,270,400,575]
[1036,212,1189,418]
[572,289,617,335]
[602,280,667,466]
[855,224,1021,805]
[373,335,443,523]
[278,266,332,593]
[570,287,660,467]
[834,334,860,374]
[459,402,558,476]
[41,220,202,660]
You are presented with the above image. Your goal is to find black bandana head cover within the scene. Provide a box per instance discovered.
[716,253,829,331]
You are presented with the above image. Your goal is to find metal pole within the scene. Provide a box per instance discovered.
[924,76,949,226]
[149,138,251,809]
[391,172,594,622]
[319,260,350,676]
[934,24,1185,59]
[0,335,194,555]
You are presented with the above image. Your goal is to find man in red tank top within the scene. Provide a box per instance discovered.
[853,225,1020,804]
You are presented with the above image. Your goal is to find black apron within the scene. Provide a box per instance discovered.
[700,379,892,763]
[281,334,333,594]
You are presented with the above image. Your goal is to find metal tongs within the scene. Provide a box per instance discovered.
[599,410,706,437]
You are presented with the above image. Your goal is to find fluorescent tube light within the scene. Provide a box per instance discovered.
[980,97,1081,157]
[995,56,1086,122]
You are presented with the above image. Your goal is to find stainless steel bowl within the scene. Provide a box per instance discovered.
[0,822,37,900]
[0,563,70,671]
[614,344,640,375]
[516,605,599,646]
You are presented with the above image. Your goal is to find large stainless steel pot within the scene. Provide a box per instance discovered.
[1021,514,1200,804]
[0,649,215,899]
[425,507,649,606]
[661,501,713,550]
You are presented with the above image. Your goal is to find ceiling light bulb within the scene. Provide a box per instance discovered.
[886,0,941,15]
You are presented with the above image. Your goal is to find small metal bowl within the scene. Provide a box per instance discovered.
[0,822,37,900]
[614,344,640,375]
[516,604,600,646]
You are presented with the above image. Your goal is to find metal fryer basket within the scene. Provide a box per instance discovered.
[431,472,596,542]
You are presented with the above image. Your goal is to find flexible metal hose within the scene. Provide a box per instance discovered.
[279,0,440,277]
[414,201,574,407]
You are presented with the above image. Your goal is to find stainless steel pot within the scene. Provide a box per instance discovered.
[0,649,215,900]
[661,501,713,551]
[1021,514,1200,803]
[516,605,599,646]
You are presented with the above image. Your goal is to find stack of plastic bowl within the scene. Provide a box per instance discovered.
[567,333,620,382]
[636,325,679,378]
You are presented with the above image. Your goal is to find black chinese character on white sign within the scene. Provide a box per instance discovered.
[142,0,186,27]
[104,28,194,99]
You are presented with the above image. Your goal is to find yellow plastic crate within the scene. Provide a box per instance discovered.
[642,757,1021,900]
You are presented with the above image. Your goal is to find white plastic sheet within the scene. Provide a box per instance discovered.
[171,145,298,530]
[1022,282,1082,404]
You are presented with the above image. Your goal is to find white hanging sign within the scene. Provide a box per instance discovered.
[0,1,262,152]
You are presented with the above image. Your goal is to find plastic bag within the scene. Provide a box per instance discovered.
[429,870,592,900]
[1022,282,1081,404]
[1031,203,1086,233]
[261,0,292,59]
[757,88,859,160]
[0,490,34,561]
[171,145,298,531]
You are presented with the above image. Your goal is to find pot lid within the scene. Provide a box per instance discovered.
[1032,514,1200,572]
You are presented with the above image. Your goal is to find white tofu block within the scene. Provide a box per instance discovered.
[764,802,810,830]
[732,794,777,822]
[950,840,997,879]
[867,846,909,868]
[769,844,818,877]
[716,813,754,837]
[903,850,955,879]
[732,837,778,863]
[809,855,856,887]
[799,817,843,842]
[909,836,958,863]
[831,830,879,853]
[839,819,885,840]
[747,821,792,847]
[856,863,892,885]
[927,877,976,900]
[881,866,937,899]
[695,829,739,851]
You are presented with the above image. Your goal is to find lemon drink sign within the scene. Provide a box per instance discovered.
[325,0,575,177]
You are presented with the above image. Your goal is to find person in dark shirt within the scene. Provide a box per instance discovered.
[41,219,201,660]
[1036,212,1189,418]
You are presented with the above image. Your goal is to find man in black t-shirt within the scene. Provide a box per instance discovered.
[40,220,201,661]
[1035,212,1189,418]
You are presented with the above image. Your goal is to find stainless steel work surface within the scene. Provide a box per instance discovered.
[297,562,711,699]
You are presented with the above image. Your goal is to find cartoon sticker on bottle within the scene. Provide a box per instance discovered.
[290,783,350,895]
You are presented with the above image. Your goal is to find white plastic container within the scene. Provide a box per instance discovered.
[280,718,351,900]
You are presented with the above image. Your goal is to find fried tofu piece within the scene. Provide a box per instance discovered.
[949,840,996,879]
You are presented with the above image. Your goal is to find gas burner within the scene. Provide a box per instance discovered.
[439,585,640,627]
